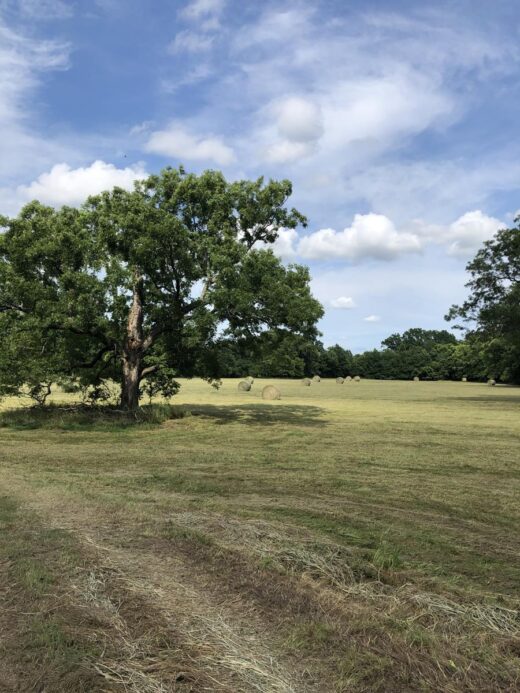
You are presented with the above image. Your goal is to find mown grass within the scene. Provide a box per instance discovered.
[1,378,519,690]
[0,496,104,690]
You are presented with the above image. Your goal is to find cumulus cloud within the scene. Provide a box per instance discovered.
[276,97,323,143]
[363,315,380,322]
[298,213,422,262]
[292,210,505,263]
[262,96,324,163]
[270,228,298,260]
[445,210,503,256]
[406,210,504,257]
[17,160,147,206]
[331,296,356,309]
[265,140,316,164]
[145,123,235,165]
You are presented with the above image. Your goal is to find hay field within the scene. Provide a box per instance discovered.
[0,379,519,691]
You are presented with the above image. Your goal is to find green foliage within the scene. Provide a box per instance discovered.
[447,219,520,382]
[0,168,323,408]
[382,328,457,351]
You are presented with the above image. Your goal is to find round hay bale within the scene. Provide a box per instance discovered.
[336,377,344,384]
[312,375,321,382]
[246,376,254,384]
[413,376,419,382]
[238,380,251,392]
[462,376,467,382]
[345,376,352,382]
[487,378,496,387]
[302,377,311,386]
[353,375,361,382]
[262,385,281,400]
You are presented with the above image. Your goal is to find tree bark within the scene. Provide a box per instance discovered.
[120,275,145,410]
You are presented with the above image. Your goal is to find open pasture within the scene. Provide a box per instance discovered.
[0,379,519,691]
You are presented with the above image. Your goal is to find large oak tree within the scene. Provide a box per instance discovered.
[0,168,323,408]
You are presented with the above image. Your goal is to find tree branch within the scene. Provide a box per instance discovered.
[139,364,160,380]
[142,324,163,352]
[75,345,113,369]
[0,302,30,314]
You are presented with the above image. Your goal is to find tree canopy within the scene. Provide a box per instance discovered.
[447,217,520,382]
[0,167,323,408]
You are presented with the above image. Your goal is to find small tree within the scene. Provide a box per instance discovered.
[0,168,323,409]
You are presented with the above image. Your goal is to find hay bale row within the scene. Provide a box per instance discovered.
[262,385,281,400]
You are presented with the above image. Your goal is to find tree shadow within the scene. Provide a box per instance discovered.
[187,403,327,427]
[439,394,520,406]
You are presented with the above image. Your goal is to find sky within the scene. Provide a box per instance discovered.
[0,0,519,352]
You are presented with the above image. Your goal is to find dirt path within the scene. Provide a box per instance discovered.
[0,475,311,693]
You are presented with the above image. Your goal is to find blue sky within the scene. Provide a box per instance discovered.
[1,0,519,351]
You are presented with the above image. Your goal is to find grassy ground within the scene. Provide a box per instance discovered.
[0,378,519,691]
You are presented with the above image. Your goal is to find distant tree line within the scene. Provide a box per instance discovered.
[214,216,520,384]
[210,327,505,382]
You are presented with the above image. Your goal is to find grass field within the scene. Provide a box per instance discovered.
[0,378,519,691]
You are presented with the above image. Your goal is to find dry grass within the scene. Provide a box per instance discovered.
[1,378,520,691]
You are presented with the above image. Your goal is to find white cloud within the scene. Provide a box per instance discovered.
[261,96,324,163]
[294,210,504,263]
[265,140,315,164]
[145,123,235,165]
[0,19,73,182]
[17,160,147,207]
[363,315,380,322]
[445,210,503,257]
[168,30,214,54]
[270,227,298,260]
[1,0,73,19]
[179,0,225,21]
[331,296,356,309]
[405,210,504,258]
[275,97,323,143]
[298,213,422,262]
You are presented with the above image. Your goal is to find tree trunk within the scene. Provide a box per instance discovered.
[121,354,141,410]
[120,275,144,410]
